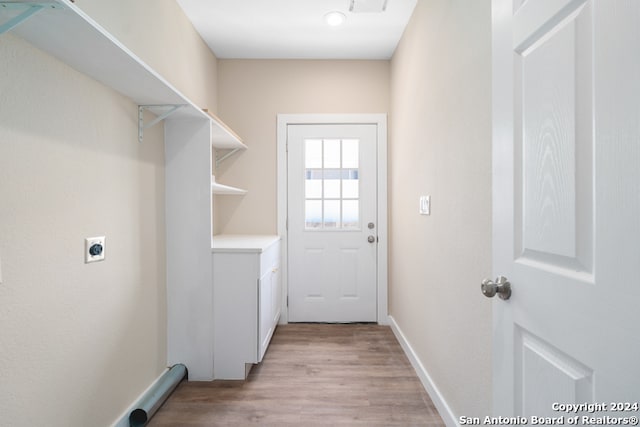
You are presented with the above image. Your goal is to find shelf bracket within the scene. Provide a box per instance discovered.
[138,104,185,143]
[0,3,60,35]
[215,148,241,169]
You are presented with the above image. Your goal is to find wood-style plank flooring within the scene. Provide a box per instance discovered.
[149,324,445,426]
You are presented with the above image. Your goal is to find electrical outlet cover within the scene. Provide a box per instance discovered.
[85,236,106,263]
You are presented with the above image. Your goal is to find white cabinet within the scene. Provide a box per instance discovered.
[212,235,281,380]
[258,245,282,360]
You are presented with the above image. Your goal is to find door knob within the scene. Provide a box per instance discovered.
[367,235,376,243]
[481,276,511,300]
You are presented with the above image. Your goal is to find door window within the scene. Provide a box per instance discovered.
[304,138,360,230]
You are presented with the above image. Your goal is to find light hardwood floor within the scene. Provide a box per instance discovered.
[149,324,445,426]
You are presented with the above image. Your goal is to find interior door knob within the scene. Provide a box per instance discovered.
[481,276,511,300]
[367,235,376,243]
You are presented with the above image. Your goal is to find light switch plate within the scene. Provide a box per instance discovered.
[419,195,431,215]
[85,236,106,263]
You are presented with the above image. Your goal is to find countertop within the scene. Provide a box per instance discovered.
[212,234,280,253]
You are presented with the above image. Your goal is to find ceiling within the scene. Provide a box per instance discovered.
[175,0,418,60]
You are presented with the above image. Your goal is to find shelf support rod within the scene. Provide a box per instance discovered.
[0,3,45,35]
[138,104,185,143]
[215,148,241,169]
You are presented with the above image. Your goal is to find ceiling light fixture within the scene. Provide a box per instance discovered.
[324,11,346,27]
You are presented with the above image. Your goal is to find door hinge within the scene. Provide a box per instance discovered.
[286,296,289,307]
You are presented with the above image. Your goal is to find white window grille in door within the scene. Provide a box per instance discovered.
[304,138,360,230]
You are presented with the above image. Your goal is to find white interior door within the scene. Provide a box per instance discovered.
[287,124,378,322]
[492,0,640,418]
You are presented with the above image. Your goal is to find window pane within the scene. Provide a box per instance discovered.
[305,139,322,168]
[305,178,322,198]
[304,138,362,231]
[342,172,359,199]
[305,200,322,229]
[342,139,359,168]
[324,200,341,229]
[324,139,341,168]
[342,200,359,229]
[323,169,342,179]
[324,179,340,198]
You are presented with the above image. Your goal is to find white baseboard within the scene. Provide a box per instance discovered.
[110,368,169,427]
[388,315,458,427]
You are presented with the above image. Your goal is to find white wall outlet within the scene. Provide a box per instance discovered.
[85,236,106,263]
[419,195,431,215]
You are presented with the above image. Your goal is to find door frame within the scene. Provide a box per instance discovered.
[277,114,388,325]
[492,0,514,414]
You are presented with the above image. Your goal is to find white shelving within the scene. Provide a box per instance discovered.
[0,0,244,148]
[3,1,200,117]
[204,110,247,150]
[211,177,247,195]
[2,0,249,192]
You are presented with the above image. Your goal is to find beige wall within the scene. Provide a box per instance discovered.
[215,60,390,234]
[389,0,492,419]
[0,1,218,425]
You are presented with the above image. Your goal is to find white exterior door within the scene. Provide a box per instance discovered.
[492,0,640,419]
[287,124,378,322]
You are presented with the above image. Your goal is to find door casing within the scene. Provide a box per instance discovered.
[277,114,388,324]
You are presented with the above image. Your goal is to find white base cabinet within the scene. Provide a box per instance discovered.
[212,235,281,380]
